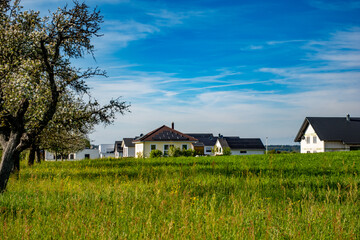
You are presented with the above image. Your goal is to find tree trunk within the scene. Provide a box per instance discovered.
[0,133,21,193]
[12,151,20,173]
[28,145,35,166]
[36,147,41,163]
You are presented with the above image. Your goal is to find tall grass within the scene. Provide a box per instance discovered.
[1,152,359,239]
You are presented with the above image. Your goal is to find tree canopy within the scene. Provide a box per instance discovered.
[0,0,130,192]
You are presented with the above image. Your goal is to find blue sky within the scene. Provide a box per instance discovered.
[23,0,360,145]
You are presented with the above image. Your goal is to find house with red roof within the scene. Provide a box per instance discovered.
[133,123,198,158]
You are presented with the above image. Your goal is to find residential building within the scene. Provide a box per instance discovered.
[294,115,360,153]
[114,141,123,158]
[133,124,198,158]
[186,133,218,155]
[122,138,136,157]
[99,144,115,158]
[214,136,265,155]
[45,148,100,161]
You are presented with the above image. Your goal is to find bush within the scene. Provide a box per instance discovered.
[182,149,195,157]
[169,146,181,157]
[150,149,163,158]
[223,147,232,156]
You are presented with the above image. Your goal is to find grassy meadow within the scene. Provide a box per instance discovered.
[1,151,360,239]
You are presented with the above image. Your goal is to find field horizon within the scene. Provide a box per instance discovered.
[1,152,359,239]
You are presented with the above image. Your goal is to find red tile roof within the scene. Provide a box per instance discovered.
[133,125,198,142]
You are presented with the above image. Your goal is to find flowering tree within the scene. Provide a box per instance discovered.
[0,1,129,192]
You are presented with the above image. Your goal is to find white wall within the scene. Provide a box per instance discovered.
[324,141,347,152]
[99,144,114,158]
[230,150,264,155]
[74,149,100,160]
[45,149,100,161]
[300,124,325,153]
[123,146,135,157]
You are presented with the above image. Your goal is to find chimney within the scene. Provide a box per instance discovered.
[346,114,351,122]
[171,122,174,129]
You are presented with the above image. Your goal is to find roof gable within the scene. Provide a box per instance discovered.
[294,117,360,144]
[122,138,135,147]
[134,125,198,142]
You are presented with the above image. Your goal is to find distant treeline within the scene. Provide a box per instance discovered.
[267,145,300,153]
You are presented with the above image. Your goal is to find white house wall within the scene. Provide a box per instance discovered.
[45,149,99,161]
[300,124,325,153]
[135,141,194,158]
[74,149,100,160]
[123,146,135,157]
[230,150,264,155]
[324,141,347,152]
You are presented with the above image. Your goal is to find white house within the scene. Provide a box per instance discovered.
[99,144,115,158]
[122,138,135,157]
[294,115,360,153]
[45,148,100,161]
[214,136,265,155]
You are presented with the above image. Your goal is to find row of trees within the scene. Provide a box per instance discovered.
[0,1,129,192]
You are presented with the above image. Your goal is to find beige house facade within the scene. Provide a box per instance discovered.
[133,125,197,158]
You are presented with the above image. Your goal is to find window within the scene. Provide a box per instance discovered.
[205,147,212,153]
[182,144,188,150]
[240,150,247,154]
[84,154,90,159]
[307,151,310,153]
[151,144,156,151]
[313,136,317,144]
[69,154,74,160]
[313,150,317,153]
[164,145,169,156]
[306,137,310,144]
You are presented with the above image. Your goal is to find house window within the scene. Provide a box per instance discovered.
[205,147,212,153]
[84,154,90,159]
[69,154,74,160]
[182,144,188,150]
[306,137,310,144]
[307,151,310,153]
[313,136,317,144]
[151,144,156,151]
[313,150,317,153]
[240,150,247,154]
[164,145,169,156]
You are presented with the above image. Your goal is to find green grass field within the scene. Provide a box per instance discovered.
[1,152,359,239]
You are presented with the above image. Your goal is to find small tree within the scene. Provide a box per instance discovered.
[223,147,232,156]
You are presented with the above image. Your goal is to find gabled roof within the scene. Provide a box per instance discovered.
[186,133,218,146]
[294,117,360,144]
[133,125,198,142]
[122,138,135,147]
[218,137,265,150]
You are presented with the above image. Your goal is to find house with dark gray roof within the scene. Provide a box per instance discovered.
[121,138,136,157]
[133,124,198,158]
[186,133,218,155]
[214,136,265,155]
[114,141,123,158]
[294,115,360,153]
